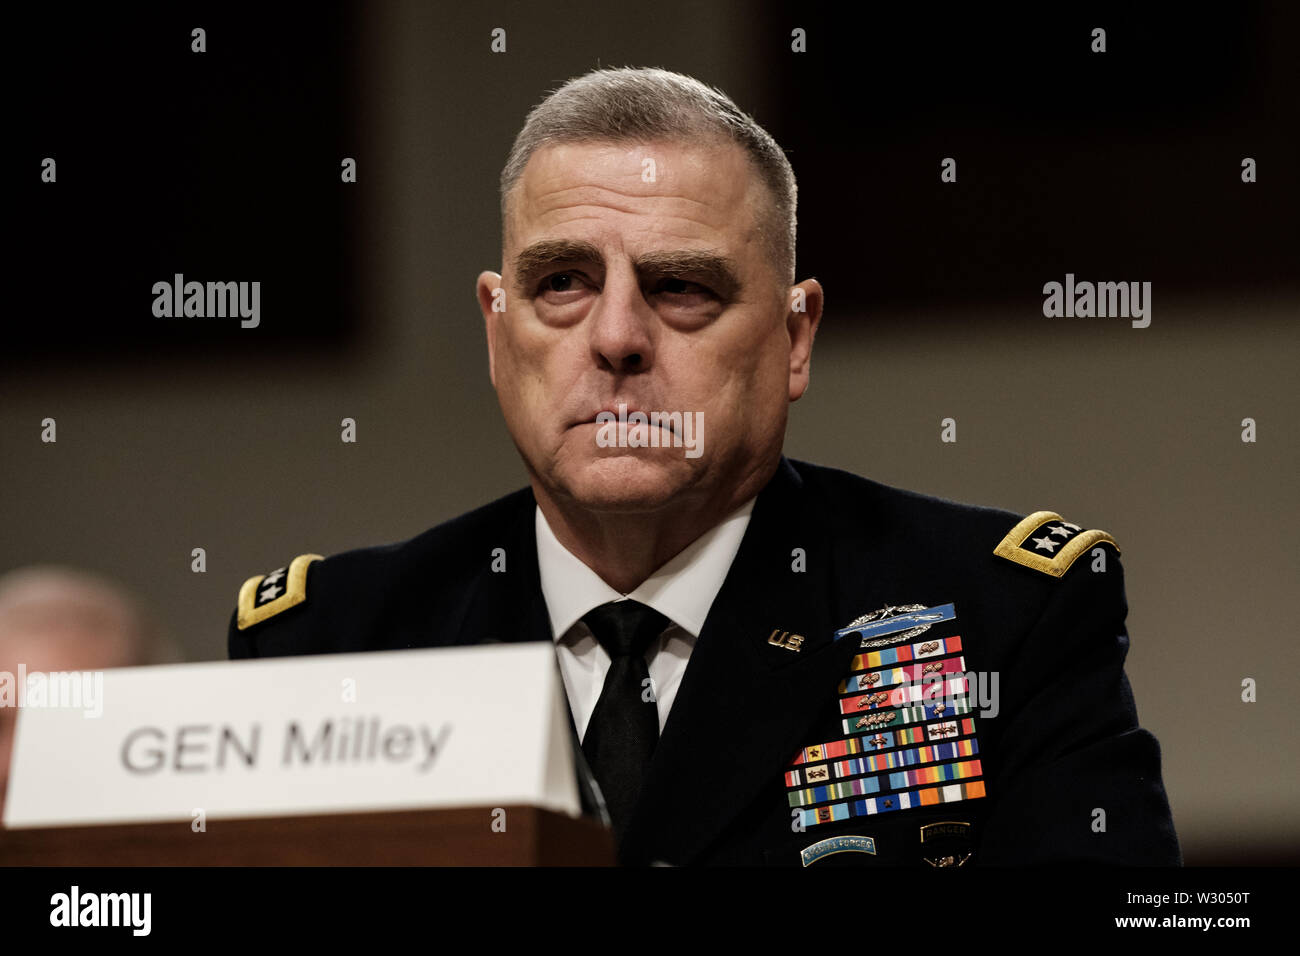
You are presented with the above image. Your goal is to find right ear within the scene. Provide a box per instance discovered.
[477,271,502,387]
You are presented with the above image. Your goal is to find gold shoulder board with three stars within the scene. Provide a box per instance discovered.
[992,512,1118,577]
[236,553,323,630]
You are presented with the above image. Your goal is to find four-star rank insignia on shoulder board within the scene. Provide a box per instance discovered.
[236,553,322,630]
[993,511,1118,577]
[783,602,987,838]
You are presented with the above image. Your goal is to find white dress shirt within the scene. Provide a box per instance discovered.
[535,499,755,740]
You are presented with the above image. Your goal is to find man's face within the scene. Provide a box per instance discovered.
[479,138,820,516]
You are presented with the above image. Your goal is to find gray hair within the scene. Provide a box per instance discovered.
[500,67,797,283]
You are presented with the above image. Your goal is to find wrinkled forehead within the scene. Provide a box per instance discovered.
[504,138,768,257]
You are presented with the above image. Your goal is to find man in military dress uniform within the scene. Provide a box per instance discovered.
[229,68,1179,867]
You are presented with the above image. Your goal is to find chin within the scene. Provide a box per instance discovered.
[557,451,696,513]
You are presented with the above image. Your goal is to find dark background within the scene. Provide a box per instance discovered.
[11,4,359,357]
[10,3,1295,362]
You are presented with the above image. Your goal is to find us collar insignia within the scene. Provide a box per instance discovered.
[767,628,805,652]
[835,602,956,649]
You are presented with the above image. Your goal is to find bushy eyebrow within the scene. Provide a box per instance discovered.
[512,239,604,292]
[634,250,740,299]
[512,239,740,299]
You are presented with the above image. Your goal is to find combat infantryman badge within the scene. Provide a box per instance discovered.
[835,603,956,648]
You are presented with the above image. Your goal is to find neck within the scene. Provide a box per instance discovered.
[534,459,777,594]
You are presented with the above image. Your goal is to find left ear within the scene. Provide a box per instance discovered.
[477,270,504,388]
[786,278,823,401]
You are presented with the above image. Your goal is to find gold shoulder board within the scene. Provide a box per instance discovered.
[992,512,1118,577]
[236,553,323,630]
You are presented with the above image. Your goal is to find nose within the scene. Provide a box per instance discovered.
[587,266,654,374]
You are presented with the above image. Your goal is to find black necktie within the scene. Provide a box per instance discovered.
[580,599,669,844]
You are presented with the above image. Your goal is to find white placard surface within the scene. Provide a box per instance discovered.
[3,643,579,828]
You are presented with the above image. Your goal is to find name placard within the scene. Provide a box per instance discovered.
[3,643,579,828]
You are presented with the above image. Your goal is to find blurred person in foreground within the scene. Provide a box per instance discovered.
[0,566,174,821]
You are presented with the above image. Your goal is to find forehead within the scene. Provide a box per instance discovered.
[508,139,766,256]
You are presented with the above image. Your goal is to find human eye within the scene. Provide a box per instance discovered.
[653,277,714,298]
[647,277,724,323]
[535,270,593,300]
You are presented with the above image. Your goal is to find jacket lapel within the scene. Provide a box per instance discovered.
[452,490,552,648]
[619,458,860,865]
[451,489,620,819]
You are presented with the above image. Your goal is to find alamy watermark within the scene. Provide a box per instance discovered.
[1042,273,1151,328]
[50,886,151,936]
[846,670,1001,724]
[0,665,104,718]
[595,403,703,458]
[152,274,260,328]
